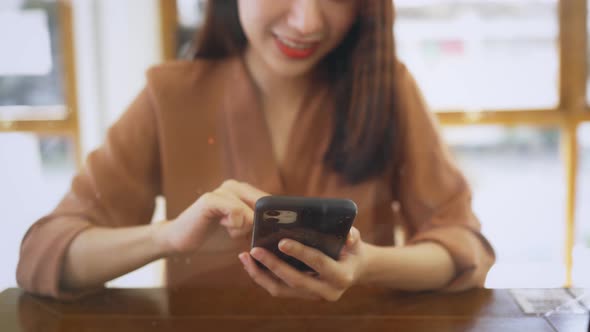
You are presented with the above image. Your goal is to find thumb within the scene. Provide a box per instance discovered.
[345,227,361,248]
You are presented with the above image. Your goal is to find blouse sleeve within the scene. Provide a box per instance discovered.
[395,63,495,291]
[16,86,162,300]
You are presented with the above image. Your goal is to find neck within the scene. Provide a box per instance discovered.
[243,47,312,109]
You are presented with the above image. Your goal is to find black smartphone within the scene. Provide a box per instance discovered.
[251,196,357,272]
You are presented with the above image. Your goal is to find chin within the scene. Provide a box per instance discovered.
[268,58,318,79]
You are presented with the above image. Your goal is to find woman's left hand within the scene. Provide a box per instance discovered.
[238,227,366,302]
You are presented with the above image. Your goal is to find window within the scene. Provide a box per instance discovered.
[395,0,559,111]
[444,126,566,287]
[176,0,205,58]
[0,0,68,121]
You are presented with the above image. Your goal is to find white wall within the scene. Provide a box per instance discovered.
[73,0,163,154]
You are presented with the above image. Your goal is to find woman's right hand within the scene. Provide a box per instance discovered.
[154,180,269,256]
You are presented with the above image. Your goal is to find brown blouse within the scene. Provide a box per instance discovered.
[16,57,495,299]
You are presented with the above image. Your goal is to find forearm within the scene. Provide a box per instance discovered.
[358,242,455,291]
[61,222,171,291]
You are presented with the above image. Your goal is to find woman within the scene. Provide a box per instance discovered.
[16,0,495,301]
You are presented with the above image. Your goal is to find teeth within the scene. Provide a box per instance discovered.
[278,36,314,50]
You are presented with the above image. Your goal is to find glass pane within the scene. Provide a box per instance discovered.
[0,0,67,120]
[443,126,565,287]
[396,0,559,111]
[0,133,76,291]
[573,123,590,287]
[587,0,590,105]
[176,0,206,58]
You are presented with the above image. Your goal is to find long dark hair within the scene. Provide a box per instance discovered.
[194,0,402,185]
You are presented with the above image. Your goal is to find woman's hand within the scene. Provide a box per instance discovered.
[239,227,366,302]
[155,180,268,256]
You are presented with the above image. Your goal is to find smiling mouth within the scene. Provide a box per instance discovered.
[274,35,320,60]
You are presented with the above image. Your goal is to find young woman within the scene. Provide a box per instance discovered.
[16,0,495,301]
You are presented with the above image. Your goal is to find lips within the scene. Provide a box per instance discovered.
[274,35,320,60]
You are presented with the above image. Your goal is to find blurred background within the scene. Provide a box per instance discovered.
[0,0,588,291]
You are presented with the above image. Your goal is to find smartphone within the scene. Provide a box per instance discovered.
[251,196,357,272]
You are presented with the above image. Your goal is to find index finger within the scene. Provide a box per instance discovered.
[219,180,269,208]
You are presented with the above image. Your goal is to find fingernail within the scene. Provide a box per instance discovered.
[250,248,261,259]
[279,239,292,251]
[238,253,247,265]
[349,228,359,243]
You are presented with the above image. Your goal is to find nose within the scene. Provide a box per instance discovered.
[287,0,324,37]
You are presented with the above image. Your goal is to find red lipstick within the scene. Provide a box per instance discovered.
[274,36,319,60]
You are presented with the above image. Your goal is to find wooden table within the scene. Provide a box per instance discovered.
[0,287,588,332]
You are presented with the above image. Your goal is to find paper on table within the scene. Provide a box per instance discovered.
[510,289,588,315]
[0,9,52,76]
[569,289,590,310]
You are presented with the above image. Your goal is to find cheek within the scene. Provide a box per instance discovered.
[237,0,260,40]
[324,9,358,47]
[238,0,283,42]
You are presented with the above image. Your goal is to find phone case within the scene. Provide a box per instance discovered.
[251,196,357,272]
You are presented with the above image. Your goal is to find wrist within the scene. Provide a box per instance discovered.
[357,243,408,288]
[356,242,382,286]
[150,220,178,258]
